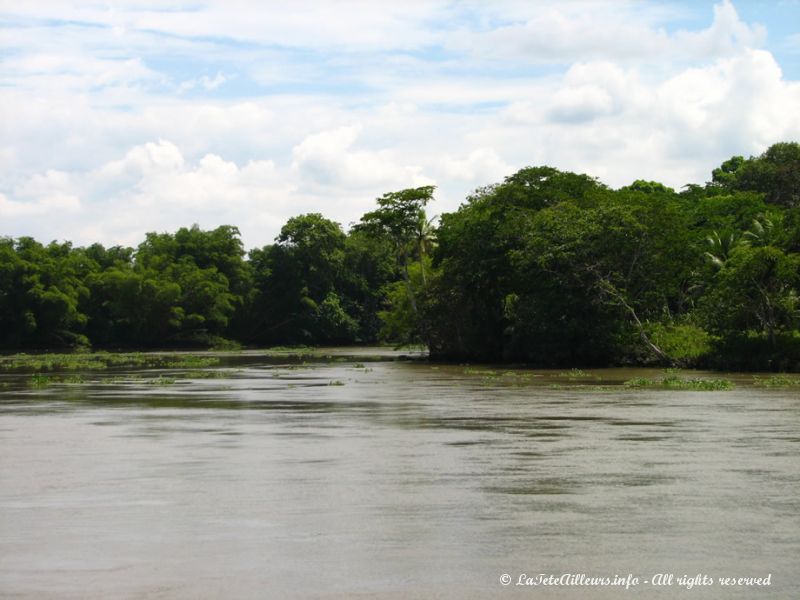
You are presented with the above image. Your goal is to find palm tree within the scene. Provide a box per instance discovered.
[743,213,780,247]
[414,210,437,285]
[704,231,743,270]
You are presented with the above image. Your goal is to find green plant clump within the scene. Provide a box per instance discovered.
[29,374,51,387]
[625,376,734,391]
[2,354,106,372]
[753,374,800,387]
[0,352,223,372]
[146,376,178,386]
[559,368,590,378]
[178,370,228,379]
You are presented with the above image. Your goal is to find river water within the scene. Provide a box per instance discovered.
[1,349,798,599]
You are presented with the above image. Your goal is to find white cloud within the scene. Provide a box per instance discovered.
[440,148,515,183]
[449,0,765,64]
[655,49,800,157]
[99,140,185,179]
[1,133,435,246]
[179,72,230,92]
[5,169,83,218]
[0,1,798,248]
[546,62,642,123]
[291,126,434,190]
[0,194,79,218]
[1,0,445,51]
[0,188,81,218]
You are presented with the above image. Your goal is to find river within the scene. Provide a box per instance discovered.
[1,349,798,598]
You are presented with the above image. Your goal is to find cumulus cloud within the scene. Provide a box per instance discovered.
[486,45,800,191]
[0,192,81,218]
[0,134,436,246]
[291,126,433,190]
[1,170,82,219]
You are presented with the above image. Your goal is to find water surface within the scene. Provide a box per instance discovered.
[1,351,798,598]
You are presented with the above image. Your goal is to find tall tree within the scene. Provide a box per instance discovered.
[355,186,436,342]
[249,214,357,344]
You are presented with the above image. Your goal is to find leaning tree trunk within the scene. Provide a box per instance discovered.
[591,272,675,366]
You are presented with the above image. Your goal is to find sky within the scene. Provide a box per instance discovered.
[1,0,800,250]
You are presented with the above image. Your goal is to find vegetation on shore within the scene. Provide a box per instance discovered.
[2,142,800,371]
[0,352,220,371]
[0,348,791,392]
[624,376,735,391]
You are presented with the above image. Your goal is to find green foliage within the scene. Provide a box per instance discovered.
[355,186,437,344]
[178,370,228,379]
[703,230,745,269]
[711,155,745,188]
[689,191,766,229]
[340,229,397,341]
[358,186,435,249]
[427,177,695,364]
[134,224,248,344]
[700,246,799,342]
[378,260,431,344]
[752,374,800,387]
[246,214,361,344]
[711,142,800,207]
[161,356,220,368]
[315,291,359,342]
[2,141,800,372]
[425,167,607,360]
[559,369,590,379]
[624,376,734,390]
[708,331,800,372]
[208,336,242,351]
[146,376,178,386]
[0,352,219,372]
[646,323,712,363]
[0,237,91,348]
[620,180,675,194]
[742,212,783,248]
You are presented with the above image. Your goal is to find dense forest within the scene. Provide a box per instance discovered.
[2,142,799,371]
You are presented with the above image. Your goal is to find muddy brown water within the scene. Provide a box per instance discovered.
[1,349,798,599]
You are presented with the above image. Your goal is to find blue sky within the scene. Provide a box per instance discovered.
[1,0,799,248]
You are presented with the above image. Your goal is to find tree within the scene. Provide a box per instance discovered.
[620,180,675,194]
[701,245,799,345]
[426,167,606,360]
[131,224,248,344]
[340,229,397,342]
[711,142,800,208]
[355,186,436,342]
[0,238,91,348]
[704,230,745,270]
[248,214,358,344]
[711,155,745,189]
[509,188,695,365]
[86,266,183,345]
[136,224,250,296]
[357,187,435,311]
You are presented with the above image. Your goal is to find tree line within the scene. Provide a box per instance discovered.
[2,142,799,370]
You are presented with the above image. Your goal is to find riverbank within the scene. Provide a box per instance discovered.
[1,348,799,391]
